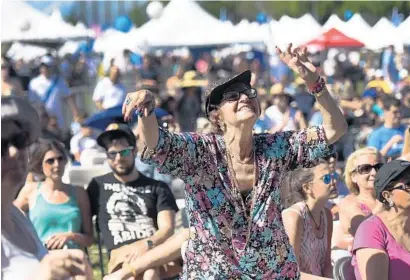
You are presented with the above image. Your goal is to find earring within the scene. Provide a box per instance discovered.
[389,200,394,207]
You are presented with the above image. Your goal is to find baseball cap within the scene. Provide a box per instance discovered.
[1,96,41,145]
[375,160,410,202]
[96,123,136,150]
[204,70,251,119]
[40,55,55,67]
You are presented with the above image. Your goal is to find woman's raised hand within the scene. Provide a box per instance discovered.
[122,90,155,122]
[276,43,319,87]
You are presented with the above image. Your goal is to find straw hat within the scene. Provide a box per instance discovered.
[270,83,285,95]
[179,71,207,88]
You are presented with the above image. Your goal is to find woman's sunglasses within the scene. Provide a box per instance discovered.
[354,163,383,175]
[321,172,340,184]
[44,156,65,165]
[1,131,31,157]
[106,147,134,160]
[221,88,257,103]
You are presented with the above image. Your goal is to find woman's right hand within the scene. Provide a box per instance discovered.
[122,90,155,122]
[36,249,93,280]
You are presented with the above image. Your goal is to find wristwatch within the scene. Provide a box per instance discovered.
[146,239,154,250]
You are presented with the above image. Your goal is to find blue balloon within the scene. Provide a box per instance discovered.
[256,12,267,24]
[344,10,353,21]
[114,15,133,33]
[101,23,111,31]
[129,53,142,67]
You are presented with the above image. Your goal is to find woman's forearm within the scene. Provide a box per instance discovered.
[316,88,348,144]
[138,114,159,150]
[70,232,93,248]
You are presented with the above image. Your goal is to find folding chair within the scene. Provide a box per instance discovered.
[333,256,355,280]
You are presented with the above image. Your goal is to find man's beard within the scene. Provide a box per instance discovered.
[111,161,135,176]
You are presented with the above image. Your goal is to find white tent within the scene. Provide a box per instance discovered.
[273,13,322,48]
[343,13,372,47]
[1,0,91,43]
[367,17,402,50]
[398,16,410,45]
[322,14,347,33]
[130,0,265,48]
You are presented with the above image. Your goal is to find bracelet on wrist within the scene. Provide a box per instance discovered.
[307,76,326,95]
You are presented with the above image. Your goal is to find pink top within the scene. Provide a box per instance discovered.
[358,202,372,217]
[283,202,328,276]
[352,215,410,280]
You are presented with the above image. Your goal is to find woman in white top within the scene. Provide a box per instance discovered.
[265,83,307,133]
[1,96,93,280]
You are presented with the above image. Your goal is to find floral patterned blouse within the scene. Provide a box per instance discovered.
[141,126,331,280]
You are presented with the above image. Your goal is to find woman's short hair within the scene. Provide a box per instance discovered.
[28,138,67,177]
[344,147,379,195]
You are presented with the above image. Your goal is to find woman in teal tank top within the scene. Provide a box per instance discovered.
[15,139,93,250]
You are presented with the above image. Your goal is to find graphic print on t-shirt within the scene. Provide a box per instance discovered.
[104,182,156,246]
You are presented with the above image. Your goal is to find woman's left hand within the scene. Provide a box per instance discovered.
[276,43,319,87]
[45,232,73,250]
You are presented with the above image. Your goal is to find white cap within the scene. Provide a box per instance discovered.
[40,55,55,66]
[375,69,383,78]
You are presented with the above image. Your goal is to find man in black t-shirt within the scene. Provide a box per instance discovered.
[87,123,178,277]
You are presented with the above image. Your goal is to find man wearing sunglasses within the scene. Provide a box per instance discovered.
[87,123,178,278]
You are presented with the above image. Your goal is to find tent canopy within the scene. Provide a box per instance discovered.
[304,28,365,50]
[130,0,265,48]
[1,0,91,43]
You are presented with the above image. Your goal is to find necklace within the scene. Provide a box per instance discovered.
[305,202,323,230]
[225,144,258,256]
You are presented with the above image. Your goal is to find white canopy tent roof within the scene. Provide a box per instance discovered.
[129,0,266,48]
[398,16,410,45]
[273,13,322,48]
[322,14,348,32]
[367,17,402,50]
[1,0,91,43]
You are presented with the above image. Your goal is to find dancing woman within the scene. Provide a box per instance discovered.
[121,44,348,279]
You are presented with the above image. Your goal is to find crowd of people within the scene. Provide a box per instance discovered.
[1,40,410,280]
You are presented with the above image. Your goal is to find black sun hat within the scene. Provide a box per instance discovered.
[204,70,252,119]
[96,123,136,150]
[375,160,410,202]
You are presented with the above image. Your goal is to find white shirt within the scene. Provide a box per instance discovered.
[92,77,126,109]
[70,131,100,155]
[1,206,48,280]
[28,75,71,130]
[265,105,298,131]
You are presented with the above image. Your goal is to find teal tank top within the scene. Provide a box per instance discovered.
[29,182,83,249]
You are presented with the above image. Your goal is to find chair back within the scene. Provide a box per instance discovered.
[333,256,355,280]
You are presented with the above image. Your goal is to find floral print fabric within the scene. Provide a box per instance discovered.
[141,126,330,279]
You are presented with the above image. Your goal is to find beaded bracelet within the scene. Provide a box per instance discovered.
[307,76,326,95]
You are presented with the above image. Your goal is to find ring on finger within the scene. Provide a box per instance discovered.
[125,98,131,105]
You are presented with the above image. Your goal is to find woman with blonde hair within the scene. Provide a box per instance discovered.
[338,147,383,246]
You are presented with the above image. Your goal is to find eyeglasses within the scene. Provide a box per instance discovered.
[221,88,257,103]
[354,163,383,175]
[44,156,65,165]
[321,172,340,184]
[1,131,31,157]
[389,183,410,193]
[106,147,134,160]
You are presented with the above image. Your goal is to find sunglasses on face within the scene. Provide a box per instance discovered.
[354,163,383,174]
[44,156,65,165]
[321,172,340,184]
[389,183,410,193]
[1,131,31,157]
[221,88,258,103]
[106,147,134,160]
